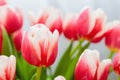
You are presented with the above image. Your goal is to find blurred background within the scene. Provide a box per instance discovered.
[8,0,120,79]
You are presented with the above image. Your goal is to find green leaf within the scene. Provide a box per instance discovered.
[53,41,73,78]
[16,53,36,80]
[1,26,13,56]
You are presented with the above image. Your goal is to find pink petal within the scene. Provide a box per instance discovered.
[63,14,79,40]
[97,59,111,80]
[112,52,120,75]
[105,21,120,51]
[85,8,106,42]
[75,49,100,80]
[12,29,22,51]
[77,7,95,37]
[21,32,41,66]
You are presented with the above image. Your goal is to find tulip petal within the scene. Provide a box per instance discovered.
[105,21,120,51]
[77,7,95,36]
[97,59,111,80]
[45,8,62,34]
[85,8,106,42]
[75,49,100,80]
[112,52,120,75]
[46,30,59,66]
[22,32,41,66]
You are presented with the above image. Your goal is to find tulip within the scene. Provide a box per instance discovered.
[63,14,79,40]
[12,29,22,52]
[0,5,23,34]
[21,24,59,67]
[0,55,16,80]
[112,52,120,75]
[63,7,95,40]
[105,21,120,52]
[29,7,62,34]
[54,75,66,80]
[75,49,111,80]
[85,8,107,43]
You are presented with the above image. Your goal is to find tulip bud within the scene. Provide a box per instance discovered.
[0,5,23,34]
[0,55,16,80]
[29,7,62,34]
[54,75,66,80]
[12,29,22,52]
[22,24,59,67]
[112,52,120,75]
[75,49,111,80]
[105,21,120,52]
[63,14,79,40]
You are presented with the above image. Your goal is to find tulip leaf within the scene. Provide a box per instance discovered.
[53,41,73,78]
[64,55,79,80]
[1,26,13,56]
[16,53,36,80]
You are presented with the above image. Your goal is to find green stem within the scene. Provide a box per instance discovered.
[70,39,84,57]
[36,66,42,80]
[108,51,114,59]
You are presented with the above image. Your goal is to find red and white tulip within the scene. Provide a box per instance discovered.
[0,5,23,34]
[12,29,23,52]
[75,49,111,80]
[0,55,16,80]
[22,24,59,67]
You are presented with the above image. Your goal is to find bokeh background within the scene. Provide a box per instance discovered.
[8,0,120,79]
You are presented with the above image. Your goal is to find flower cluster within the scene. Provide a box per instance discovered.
[0,0,120,80]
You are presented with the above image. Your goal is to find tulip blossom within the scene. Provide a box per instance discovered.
[0,55,16,80]
[105,21,120,52]
[12,29,22,51]
[54,75,66,80]
[85,8,107,43]
[0,5,23,34]
[75,49,111,80]
[63,14,79,40]
[112,51,120,75]
[29,7,62,34]
[22,24,59,67]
